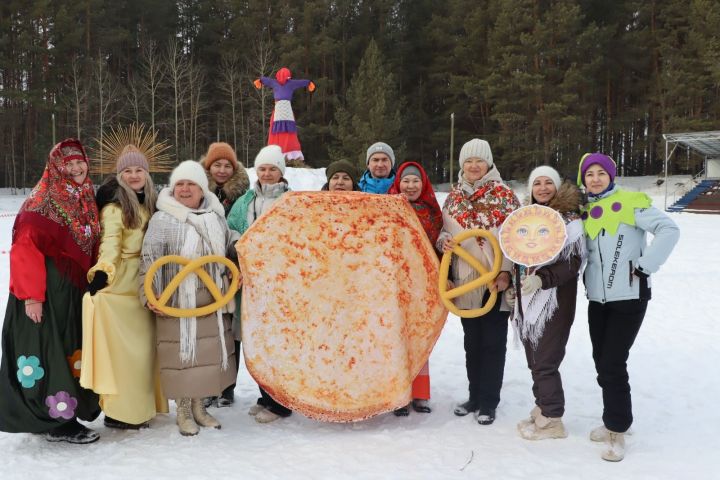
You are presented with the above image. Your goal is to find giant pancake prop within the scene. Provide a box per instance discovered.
[145,192,448,423]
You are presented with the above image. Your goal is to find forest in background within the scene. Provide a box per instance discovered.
[1,0,719,187]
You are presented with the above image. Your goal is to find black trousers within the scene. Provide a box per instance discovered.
[258,387,292,417]
[461,291,509,410]
[588,299,647,433]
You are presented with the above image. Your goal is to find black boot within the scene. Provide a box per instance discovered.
[393,404,410,417]
[217,386,235,408]
[104,416,149,430]
[453,399,478,417]
[412,399,432,413]
[46,421,100,444]
[476,407,496,425]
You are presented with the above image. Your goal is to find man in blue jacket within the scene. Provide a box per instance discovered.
[359,142,396,194]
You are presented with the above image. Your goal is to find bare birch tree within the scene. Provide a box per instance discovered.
[219,52,247,158]
[186,60,206,159]
[165,40,189,159]
[248,37,276,147]
[63,57,89,140]
[140,41,165,136]
[93,53,123,174]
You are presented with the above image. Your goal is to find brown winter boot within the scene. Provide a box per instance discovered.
[516,405,541,430]
[518,412,568,440]
[601,431,625,462]
[176,398,199,436]
[191,398,221,429]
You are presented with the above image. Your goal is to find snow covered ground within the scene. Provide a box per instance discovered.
[0,171,717,480]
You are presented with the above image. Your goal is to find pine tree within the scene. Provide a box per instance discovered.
[330,39,403,169]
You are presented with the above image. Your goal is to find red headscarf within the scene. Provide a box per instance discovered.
[275,67,292,85]
[14,139,100,282]
[388,161,443,245]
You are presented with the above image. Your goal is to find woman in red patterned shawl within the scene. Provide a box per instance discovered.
[0,139,102,444]
[436,139,520,426]
[388,161,443,416]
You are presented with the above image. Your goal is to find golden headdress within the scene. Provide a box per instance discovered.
[90,124,173,175]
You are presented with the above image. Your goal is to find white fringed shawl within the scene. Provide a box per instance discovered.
[512,218,586,349]
[143,188,230,369]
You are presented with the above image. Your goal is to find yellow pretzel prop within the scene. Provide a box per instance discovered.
[438,229,503,318]
[144,255,240,317]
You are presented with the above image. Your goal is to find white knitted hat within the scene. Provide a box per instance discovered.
[459,138,493,169]
[528,166,562,194]
[254,145,286,175]
[169,160,210,196]
[366,142,395,166]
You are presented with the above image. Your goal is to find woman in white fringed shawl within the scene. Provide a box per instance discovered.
[139,160,238,437]
[508,166,586,441]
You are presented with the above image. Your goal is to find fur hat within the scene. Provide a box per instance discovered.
[326,160,358,183]
[203,142,238,171]
[366,142,395,166]
[578,153,617,186]
[254,145,286,175]
[116,144,149,174]
[169,160,210,196]
[528,166,562,194]
[459,139,493,169]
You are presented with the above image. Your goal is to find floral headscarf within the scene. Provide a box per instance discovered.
[388,162,443,245]
[16,138,100,261]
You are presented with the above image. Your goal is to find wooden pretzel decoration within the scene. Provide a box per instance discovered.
[144,255,240,317]
[438,229,502,318]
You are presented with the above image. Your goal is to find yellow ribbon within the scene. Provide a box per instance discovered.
[438,229,502,318]
[144,255,240,318]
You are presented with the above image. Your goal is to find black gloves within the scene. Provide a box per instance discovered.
[88,271,108,296]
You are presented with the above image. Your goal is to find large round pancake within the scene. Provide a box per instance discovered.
[236,191,448,422]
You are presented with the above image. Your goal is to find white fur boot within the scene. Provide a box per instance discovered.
[518,412,568,440]
[516,405,541,430]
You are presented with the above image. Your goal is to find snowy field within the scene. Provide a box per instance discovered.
[0,170,718,480]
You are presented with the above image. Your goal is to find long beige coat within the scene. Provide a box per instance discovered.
[153,289,236,399]
[140,189,238,400]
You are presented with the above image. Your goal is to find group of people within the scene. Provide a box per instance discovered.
[0,136,678,463]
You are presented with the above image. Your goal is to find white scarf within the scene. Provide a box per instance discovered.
[512,218,586,348]
[149,189,230,369]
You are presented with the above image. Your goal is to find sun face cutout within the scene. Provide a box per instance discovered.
[499,205,567,267]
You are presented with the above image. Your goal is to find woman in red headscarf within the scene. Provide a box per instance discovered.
[388,161,443,416]
[253,67,316,161]
[0,139,102,444]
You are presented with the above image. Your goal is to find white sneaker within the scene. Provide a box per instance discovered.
[248,404,265,416]
[255,408,281,423]
[601,431,625,462]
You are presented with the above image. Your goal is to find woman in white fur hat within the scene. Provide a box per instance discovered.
[437,138,521,426]
[507,166,586,441]
[227,145,292,423]
[139,160,238,436]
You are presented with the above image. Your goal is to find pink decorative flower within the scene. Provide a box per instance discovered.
[45,391,78,420]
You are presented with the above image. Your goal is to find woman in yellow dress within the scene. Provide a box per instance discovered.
[80,145,167,429]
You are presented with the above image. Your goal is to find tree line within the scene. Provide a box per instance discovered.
[1,0,719,189]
